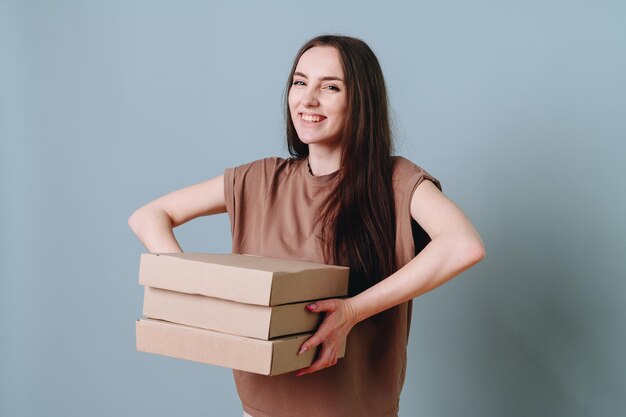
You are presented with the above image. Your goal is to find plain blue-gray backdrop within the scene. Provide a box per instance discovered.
[1,1,625,416]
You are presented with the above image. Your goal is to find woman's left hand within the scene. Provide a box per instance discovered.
[295,298,358,376]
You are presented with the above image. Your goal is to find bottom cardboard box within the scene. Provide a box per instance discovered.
[136,318,346,376]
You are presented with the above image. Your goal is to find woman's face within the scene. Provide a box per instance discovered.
[288,46,347,150]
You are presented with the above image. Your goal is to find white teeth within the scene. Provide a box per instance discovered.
[302,114,323,122]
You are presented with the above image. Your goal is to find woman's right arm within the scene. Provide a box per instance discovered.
[127,174,226,253]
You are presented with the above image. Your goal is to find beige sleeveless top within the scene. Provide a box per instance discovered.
[224,156,441,417]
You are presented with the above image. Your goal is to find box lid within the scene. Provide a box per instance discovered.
[138,253,349,306]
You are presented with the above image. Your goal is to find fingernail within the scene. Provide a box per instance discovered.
[298,346,308,355]
[306,303,317,311]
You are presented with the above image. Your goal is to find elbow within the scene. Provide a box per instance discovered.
[463,235,486,267]
[128,205,173,236]
[449,234,485,270]
[128,207,148,235]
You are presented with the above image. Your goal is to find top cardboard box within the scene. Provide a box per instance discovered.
[138,253,349,306]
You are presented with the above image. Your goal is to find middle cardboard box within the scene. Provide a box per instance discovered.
[143,286,323,339]
[139,253,350,340]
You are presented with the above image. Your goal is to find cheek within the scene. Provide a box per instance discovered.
[288,90,299,112]
[333,105,347,125]
[332,97,347,118]
[288,101,297,121]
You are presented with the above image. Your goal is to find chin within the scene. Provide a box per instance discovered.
[296,131,341,145]
[298,137,327,145]
[297,136,319,144]
[294,132,316,143]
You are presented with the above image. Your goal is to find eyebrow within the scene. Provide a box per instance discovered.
[293,71,344,82]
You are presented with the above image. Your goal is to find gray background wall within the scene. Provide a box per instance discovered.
[1,1,624,416]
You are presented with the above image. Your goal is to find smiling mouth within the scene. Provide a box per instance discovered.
[300,113,327,123]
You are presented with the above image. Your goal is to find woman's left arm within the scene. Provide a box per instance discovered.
[296,180,485,376]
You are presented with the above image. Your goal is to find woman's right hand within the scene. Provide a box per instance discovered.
[127,174,226,253]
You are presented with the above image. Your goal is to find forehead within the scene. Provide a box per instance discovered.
[295,46,344,78]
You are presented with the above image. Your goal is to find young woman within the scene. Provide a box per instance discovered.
[129,35,485,417]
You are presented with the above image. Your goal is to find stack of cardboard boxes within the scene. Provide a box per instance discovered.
[136,253,349,376]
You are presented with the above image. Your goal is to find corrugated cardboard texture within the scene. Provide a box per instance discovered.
[138,253,349,306]
[136,318,337,376]
[143,286,323,339]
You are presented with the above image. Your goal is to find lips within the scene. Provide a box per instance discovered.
[300,113,327,123]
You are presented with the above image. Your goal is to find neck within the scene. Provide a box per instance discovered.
[307,144,341,176]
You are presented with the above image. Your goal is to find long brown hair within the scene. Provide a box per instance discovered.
[285,35,396,295]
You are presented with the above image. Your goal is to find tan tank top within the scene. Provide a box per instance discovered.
[224,156,441,417]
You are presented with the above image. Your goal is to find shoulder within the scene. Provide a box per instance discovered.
[391,156,442,191]
[224,156,304,188]
[228,156,287,172]
[391,156,423,180]
[225,156,293,178]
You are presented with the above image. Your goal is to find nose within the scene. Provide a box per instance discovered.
[301,86,319,107]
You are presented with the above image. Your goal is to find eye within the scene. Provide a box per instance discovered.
[292,80,305,86]
[324,85,340,92]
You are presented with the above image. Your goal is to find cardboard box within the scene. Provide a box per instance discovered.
[138,253,349,306]
[136,318,346,376]
[143,286,323,340]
